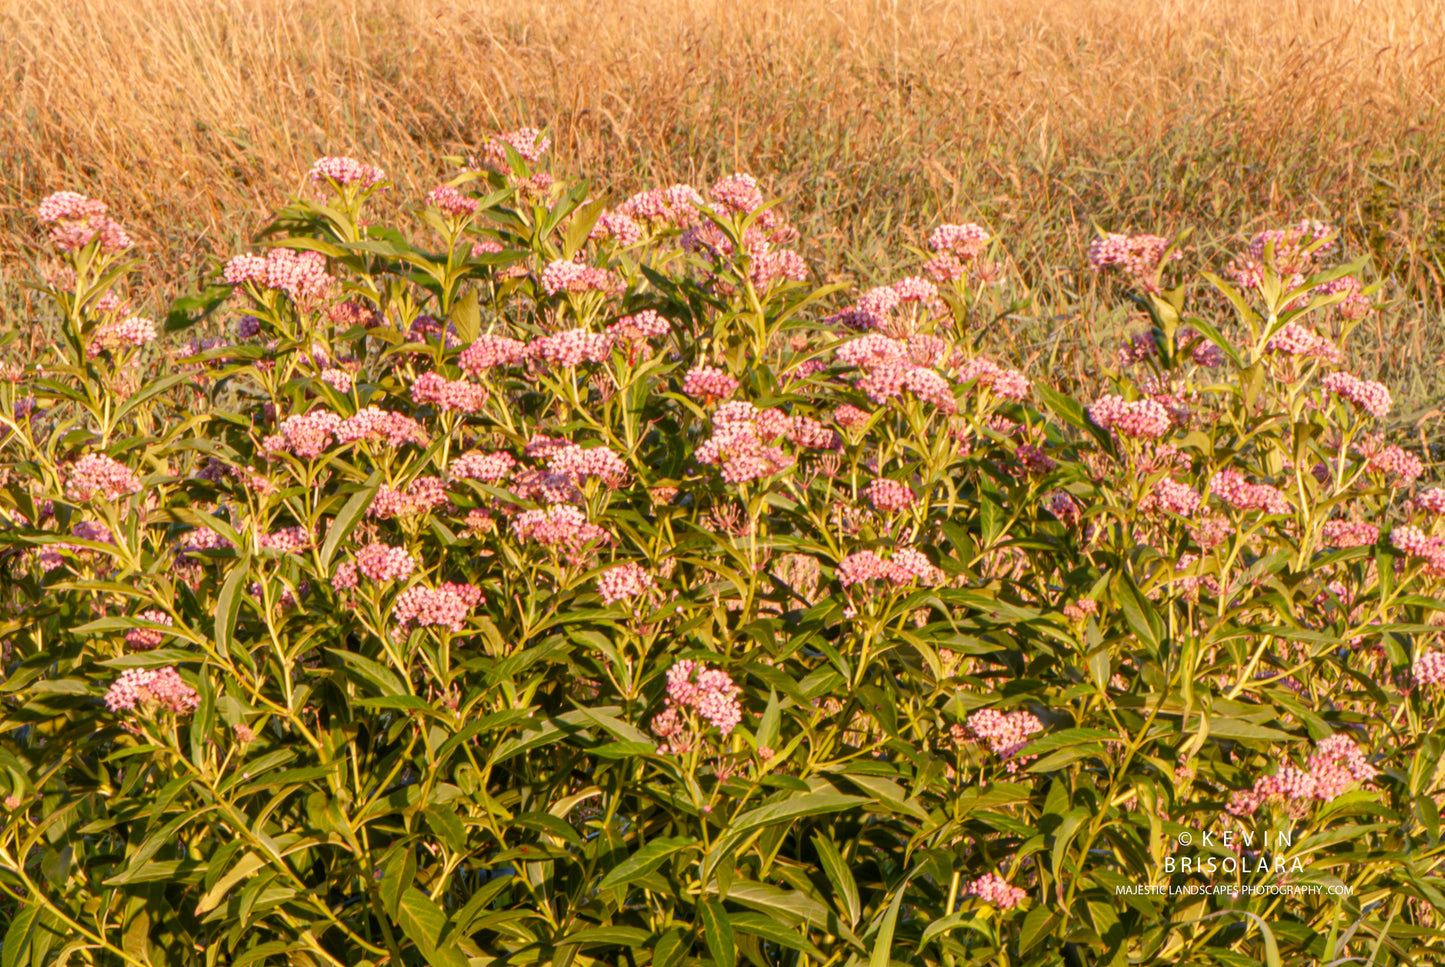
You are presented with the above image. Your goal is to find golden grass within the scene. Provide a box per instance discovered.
[3,0,1445,392]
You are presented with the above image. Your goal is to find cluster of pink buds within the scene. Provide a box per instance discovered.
[1266,324,1342,364]
[1322,371,1391,418]
[1087,233,1178,291]
[652,659,742,754]
[1087,395,1171,440]
[1391,525,1445,576]
[480,128,551,168]
[391,582,484,634]
[682,365,739,402]
[709,173,765,214]
[1413,650,1445,689]
[956,356,1030,400]
[1321,520,1378,548]
[967,872,1027,910]
[835,335,957,413]
[333,408,430,448]
[459,334,528,373]
[36,521,114,572]
[865,478,915,513]
[590,211,644,247]
[964,708,1044,773]
[616,184,705,229]
[1209,470,1290,515]
[223,248,335,305]
[368,477,451,520]
[354,544,416,582]
[606,311,671,345]
[1228,220,1335,287]
[1417,488,1445,514]
[263,411,343,459]
[540,258,619,296]
[511,505,610,553]
[410,372,488,413]
[425,184,478,218]
[449,450,516,483]
[1228,734,1375,817]
[597,562,655,605]
[104,667,199,715]
[527,329,615,368]
[87,316,156,358]
[37,191,132,253]
[124,610,173,649]
[65,454,141,503]
[309,156,386,189]
[695,402,796,484]
[1138,478,1201,518]
[837,547,941,588]
[544,442,630,488]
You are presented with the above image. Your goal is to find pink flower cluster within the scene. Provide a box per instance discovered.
[837,336,956,413]
[1418,488,1445,514]
[37,191,132,253]
[1322,371,1391,418]
[597,562,655,605]
[391,582,484,634]
[259,526,311,555]
[481,128,551,167]
[319,368,353,393]
[865,478,915,512]
[545,442,630,488]
[540,258,618,296]
[1321,520,1379,548]
[125,610,173,649]
[965,708,1044,773]
[264,411,342,458]
[616,184,705,228]
[425,184,478,218]
[1228,734,1375,817]
[1266,324,1342,364]
[449,450,516,482]
[104,667,199,715]
[837,547,940,588]
[695,402,796,483]
[967,873,1026,910]
[1087,233,1177,289]
[37,521,115,572]
[511,505,610,552]
[309,157,386,189]
[66,454,141,502]
[333,408,430,448]
[368,476,451,519]
[410,372,488,413]
[87,316,156,358]
[682,365,739,402]
[928,223,990,260]
[957,356,1030,400]
[355,543,416,582]
[459,334,528,373]
[590,211,644,246]
[1209,470,1290,515]
[223,248,335,305]
[709,173,765,214]
[1139,478,1201,518]
[1391,525,1445,576]
[1413,650,1445,688]
[1087,395,1171,440]
[663,659,742,739]
[527,329,615,368]
[607,311,670,344]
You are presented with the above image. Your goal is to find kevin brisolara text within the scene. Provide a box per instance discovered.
[1162,853,1305,874]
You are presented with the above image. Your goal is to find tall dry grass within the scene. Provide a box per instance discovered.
[4,0,1445,401]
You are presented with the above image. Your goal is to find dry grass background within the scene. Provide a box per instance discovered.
[4,0,1445,407]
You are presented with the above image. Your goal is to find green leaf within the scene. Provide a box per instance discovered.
[319,472,382,571]
[450,289,481,345]
[597,837,693,892]
[699,899,736,967]
[2,904,38,967]
[396,887,469,967]
[215,559,249,662]
[327,648,407,697]
[811,833,860,927]
[195,852,267,915]
[869,883,907,967]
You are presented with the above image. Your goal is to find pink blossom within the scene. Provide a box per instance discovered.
[540,259,618,296]
[590,211,644,246]
[104,667,198,715]
[837,547,941,588]
[663,659,742,739]
[1418,488,1445,514]
[223,248,335,305]
[1209,470,1290,515]
[545,443,629,488]
[368,476,451,520]
[1087,395,1171,440]
[597,562,655,604]
[616,184,705,228]
[928,223,990,259]
[354,544,416,582]
[449,450,516,482]
[335,408,429,448]
[426,184,478,218]
[1321,520,1378,548]
[607,310,671,344]
[1414,651,1445,688]
[38,191,108,223]
[683,365,739,402]
[965,708,1044,773]
[956,356,1030,400]
[1322,371,1391,418]
[1266,323,1342,364]
[866,478,915,512]
[309,156,386,189]
[125,610,173,649]
[968,873,1026,910]
[65,454,141,502]
[511,505,610,553]
[1087,233,1177,290]
[391,582,484,634]
[527,329,615,368]
[481,128,551,167]
[87,316,156,358]
[264,410,343,458]
[410,372,488,413]
[459,335,528,373]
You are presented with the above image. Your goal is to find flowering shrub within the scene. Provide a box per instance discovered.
[1,139,1444,966]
